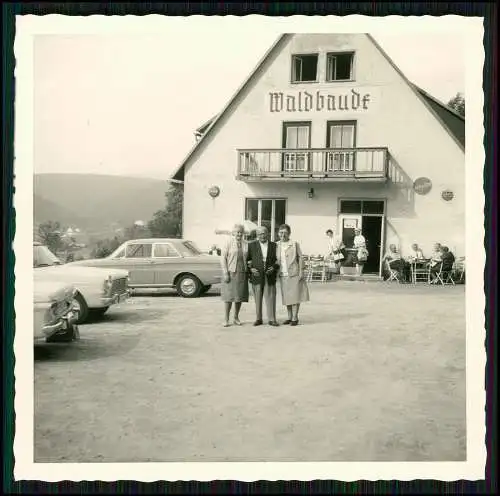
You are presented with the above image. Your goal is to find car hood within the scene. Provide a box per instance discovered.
[34,279,75,304]
[35,264,129,281]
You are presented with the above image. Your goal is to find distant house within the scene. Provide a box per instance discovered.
[170,33,465,276]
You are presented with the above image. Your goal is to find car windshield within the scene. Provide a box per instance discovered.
[33,245,63,267]
[176,241,202,257]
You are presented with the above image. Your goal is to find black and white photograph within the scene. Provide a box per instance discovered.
[13,14,485,481]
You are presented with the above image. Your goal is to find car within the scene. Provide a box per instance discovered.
[34,278,80,344]
[67,238,222,298]
[34,242,130,324]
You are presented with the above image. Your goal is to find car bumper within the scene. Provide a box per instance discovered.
[101,290,130,306]
[35,308,80,343]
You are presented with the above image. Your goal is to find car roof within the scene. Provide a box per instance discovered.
[124,238,185,244]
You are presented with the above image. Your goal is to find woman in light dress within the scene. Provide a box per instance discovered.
[220,224,249,327]
[276,224,310,326]
[353,228,368,275]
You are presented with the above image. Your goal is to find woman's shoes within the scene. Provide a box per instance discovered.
[283,319,292,325]
[290,320,299,326]
[223,321,231,327]
[233,318,242,326]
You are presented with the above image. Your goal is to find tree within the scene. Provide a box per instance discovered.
[148,183,183,238]
[37,220,64,253]
[447,92,465,117]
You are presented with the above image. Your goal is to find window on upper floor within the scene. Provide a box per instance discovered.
[326,52,354,81]
[291,54,319,83]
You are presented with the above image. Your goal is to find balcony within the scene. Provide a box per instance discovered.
[237,147,389,182]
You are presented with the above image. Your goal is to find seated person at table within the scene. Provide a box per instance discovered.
[428,243,443,268]
[408,243,425,261]
[430,245,455,283]
[382,244,410,282]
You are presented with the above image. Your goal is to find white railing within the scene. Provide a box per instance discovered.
[237,148,388,179]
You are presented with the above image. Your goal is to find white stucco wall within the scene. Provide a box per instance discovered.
[182,34,465,258]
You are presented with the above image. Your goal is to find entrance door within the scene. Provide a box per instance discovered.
[282,122,311,172]
[326,121,356,172]
[338,213,383,275]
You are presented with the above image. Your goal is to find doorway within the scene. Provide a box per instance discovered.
[361,216,382,274]
[338,199,386,275]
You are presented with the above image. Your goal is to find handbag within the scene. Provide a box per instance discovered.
[333,252,344,262]
[357,248,368,262]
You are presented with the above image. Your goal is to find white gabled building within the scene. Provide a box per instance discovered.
[171,33,465,276]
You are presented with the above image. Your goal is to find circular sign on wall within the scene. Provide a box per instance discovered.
[441,189,454,201]
[208,186,220,198]
[413,177,433,195]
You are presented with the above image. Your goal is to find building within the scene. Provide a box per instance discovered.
[171,33,465,276]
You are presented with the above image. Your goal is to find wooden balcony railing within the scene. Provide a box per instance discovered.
[237,147,389,181]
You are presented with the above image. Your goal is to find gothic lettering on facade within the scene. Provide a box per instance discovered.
[269,90,372,113]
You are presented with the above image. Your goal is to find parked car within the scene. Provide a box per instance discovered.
[67,238,222,298]
[34,278,80,344]
[33,242,130,324]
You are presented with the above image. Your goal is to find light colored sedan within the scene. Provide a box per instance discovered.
[34,279,80,344]
[34,242,130,324]
[68,238,222,298]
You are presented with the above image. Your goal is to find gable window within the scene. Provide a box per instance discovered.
[291,54,318,83]
[326,52,354,81]
[245,198,287,242]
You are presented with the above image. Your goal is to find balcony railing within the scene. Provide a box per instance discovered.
[237,148,389,181]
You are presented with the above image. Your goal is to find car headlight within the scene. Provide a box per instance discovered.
[102,275,113,296]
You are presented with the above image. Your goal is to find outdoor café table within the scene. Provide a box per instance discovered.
[409,258,431,283]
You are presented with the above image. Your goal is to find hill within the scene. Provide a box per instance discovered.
[34,173,168,237]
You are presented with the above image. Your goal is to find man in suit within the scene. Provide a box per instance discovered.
[246,226,280,327]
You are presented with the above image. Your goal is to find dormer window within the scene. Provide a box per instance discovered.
[291,54,318,83]
[326,52,354,81]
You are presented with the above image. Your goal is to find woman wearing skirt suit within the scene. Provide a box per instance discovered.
[220,224,249,327]
[276,224,310,326]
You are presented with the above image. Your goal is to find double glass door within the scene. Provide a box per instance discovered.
[282,122,311,172]
[327,121,356,171]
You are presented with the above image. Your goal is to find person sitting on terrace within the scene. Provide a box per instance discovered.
[408,243,425,261]
[382,244,410,282]
[430,245,455,283]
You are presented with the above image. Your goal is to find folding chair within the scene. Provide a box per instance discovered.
[411,260,430,283]
[306,256,327,283]
[384,260,401,283]
[432,263,455,286]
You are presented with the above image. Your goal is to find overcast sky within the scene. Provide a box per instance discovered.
[33,31,465,180]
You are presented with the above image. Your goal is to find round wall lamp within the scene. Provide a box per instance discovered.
[441,189,454,201]
[208,185,220,198]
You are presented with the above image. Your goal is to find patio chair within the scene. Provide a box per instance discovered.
[432,262,455,286]
[384,260,401,283]
[306,256,327,283]
[411,260,431,283]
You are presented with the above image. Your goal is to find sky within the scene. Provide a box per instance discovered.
[33,30,465,180]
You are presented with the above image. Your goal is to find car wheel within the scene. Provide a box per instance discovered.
[201,284,212,294]
[72,291,89,325]
[176,274,202,298]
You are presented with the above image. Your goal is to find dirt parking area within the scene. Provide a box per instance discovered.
[34,282,466,462]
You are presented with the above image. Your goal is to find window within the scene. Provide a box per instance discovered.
[339,200,385,215]
[125,243,152,258]
[291,54,318,83]
[326,121,356,171]
[178,241,202,257]
[326,52,354,81]
[245,198,287,241]
[153,243,179,258]
[282,122,311,172]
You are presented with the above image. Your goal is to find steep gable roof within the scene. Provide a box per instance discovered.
[412,85,465,147]
[171,33,464,181]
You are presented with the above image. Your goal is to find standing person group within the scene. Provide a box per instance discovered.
[220,223,309,327]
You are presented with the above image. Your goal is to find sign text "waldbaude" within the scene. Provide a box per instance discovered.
[269,89,371,113]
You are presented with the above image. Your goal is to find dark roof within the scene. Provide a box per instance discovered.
[195,115,218,136]
[412,85,465,147]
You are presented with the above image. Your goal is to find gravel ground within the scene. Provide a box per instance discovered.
[34,281,466,462]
